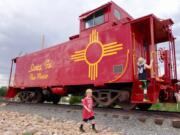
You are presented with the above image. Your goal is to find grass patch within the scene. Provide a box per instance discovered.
[69,96,82,105]
[150,102,180,112]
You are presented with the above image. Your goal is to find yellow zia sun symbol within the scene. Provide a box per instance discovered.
[71,30,123,80]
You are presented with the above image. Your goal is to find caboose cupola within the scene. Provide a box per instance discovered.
[79,1,133,32]
[84,9,104,29]
[79,3,109,32]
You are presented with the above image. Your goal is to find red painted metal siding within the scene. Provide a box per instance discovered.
[14,24,133,88]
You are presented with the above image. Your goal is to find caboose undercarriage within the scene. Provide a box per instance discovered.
[6,79,177,111]
[7,84,140,110]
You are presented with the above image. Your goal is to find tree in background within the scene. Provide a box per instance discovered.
[0,87,7,97]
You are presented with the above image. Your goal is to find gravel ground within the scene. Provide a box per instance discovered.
[0,102,180,135]
[0,102,121,135]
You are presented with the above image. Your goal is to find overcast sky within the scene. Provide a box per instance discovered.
[0,0,180,86]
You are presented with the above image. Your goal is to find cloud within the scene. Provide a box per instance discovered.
[0,0,180,86]
[0,74,8,86]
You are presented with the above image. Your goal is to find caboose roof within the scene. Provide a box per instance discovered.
[131,14,174,43]
[79,2,111,20]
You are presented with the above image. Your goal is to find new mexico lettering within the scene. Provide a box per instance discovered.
[28,59,54,80]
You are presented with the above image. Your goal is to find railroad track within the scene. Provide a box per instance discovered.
[3,100,180,118]
[1,100,180,130]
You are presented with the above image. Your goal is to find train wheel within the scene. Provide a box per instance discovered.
[52,94,61,104]
[159,90,167,102]
[117,90,136,110]
[137,103,152,110]
[18,90,43,103]
[18,91,28,102]
[31,91,43,103]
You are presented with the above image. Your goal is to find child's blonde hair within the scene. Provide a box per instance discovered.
[86,88,92,94]
[137,57,146,66]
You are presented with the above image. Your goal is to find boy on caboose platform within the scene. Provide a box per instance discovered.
[137,57,153,101]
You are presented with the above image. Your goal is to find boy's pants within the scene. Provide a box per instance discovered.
[140,80,148,100]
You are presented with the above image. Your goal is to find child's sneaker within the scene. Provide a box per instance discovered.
[80,127,85,132]
[92,124,99,133]
[79,125,85,132]
[143,98,150,102]
[92,128,99,133]
[143,94,150,102]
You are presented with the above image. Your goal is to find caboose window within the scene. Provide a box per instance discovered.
[94,10,104,25]
[85,9,104,29]
[85,15,94,28]
[114,9,121,20]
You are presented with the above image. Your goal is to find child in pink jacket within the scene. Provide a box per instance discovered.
[79,89,98,132]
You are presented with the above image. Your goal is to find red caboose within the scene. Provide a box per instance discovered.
[6,2,178,109]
